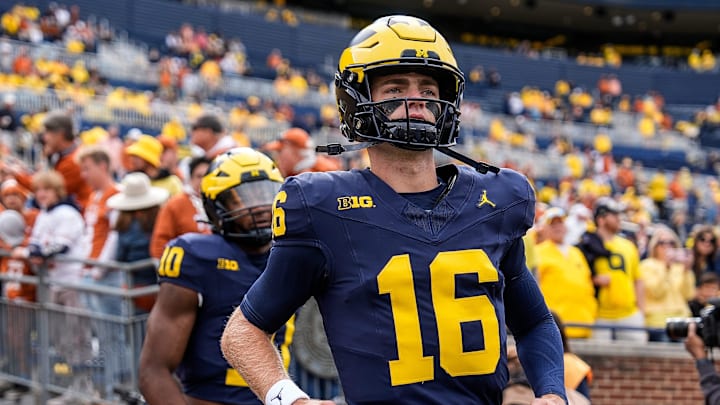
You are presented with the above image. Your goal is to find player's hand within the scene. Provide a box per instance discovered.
[685,322,707,360]
[10,246,27,259]
[293,399,336,405]
[593,274,611,287]
[532,393,566,404]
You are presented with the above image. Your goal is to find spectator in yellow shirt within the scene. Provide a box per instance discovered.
[701,49,716,72]
[647,170,669,221]
[641,225,695,342]
[536,207,597,338]
[688,49,702,71]
[1,11,21,37]
[199,59,221,93]
[577,197,646,342]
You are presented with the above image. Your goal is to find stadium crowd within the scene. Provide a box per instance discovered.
[0,1,719,404]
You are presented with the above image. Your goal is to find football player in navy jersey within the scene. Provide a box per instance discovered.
[221,15,566,405]
[139,148,295,405]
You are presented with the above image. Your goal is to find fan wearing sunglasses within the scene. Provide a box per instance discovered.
[690,225,719,285]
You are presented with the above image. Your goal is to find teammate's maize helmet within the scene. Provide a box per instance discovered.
[335,15,464,150]
[201,147,283,246]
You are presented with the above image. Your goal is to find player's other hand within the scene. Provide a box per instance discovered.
[592,274,611,287]
[685,322,707,360]
[532,393,566,404]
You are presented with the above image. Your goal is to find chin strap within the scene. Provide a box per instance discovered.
[315,142,378,155]
[436,147,500,174]
[316,142,500,175]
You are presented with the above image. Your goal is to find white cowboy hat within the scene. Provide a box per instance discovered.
[107,172,169,211]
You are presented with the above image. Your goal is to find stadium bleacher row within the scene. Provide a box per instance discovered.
[0,39,710,180]
[12,0,720,106]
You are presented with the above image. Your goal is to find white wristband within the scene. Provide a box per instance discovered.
[265,379,309,405]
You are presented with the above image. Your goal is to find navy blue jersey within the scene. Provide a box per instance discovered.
[158,233,294,404]
[244,165,564,404]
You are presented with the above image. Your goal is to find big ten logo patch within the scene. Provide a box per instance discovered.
[337,196,375,211]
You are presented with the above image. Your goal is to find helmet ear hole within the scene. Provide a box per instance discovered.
[341,70,357,85]
[353,116,370,134]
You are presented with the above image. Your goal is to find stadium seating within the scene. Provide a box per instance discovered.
[16,0,720,106]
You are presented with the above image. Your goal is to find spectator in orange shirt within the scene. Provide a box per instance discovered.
[263,127,341,177]
[15,111,92,210]
[150,156,212,259]
[669,171,688,201]
[77,146,130,396]
[615,157,635,192]
[266,48,283,71]
[77,146,122,313]
[11,46,32,76]
[0,179,38,229]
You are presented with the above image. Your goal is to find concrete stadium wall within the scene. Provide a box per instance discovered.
[572,340,706,404]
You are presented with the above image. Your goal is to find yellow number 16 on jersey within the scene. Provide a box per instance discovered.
[377,249,501,386]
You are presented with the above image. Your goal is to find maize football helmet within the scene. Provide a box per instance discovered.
[201,147,283,246]
[334,15,464,150]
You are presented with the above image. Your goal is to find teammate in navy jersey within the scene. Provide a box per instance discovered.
[139,148,294,405]
[221,15,566,405]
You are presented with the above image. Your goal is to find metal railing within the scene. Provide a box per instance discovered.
[0,249,698,404]
[0,253,157,404]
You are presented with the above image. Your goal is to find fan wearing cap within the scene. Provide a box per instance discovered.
[577,197,646,342]
[263,127,340,177]
[125,134,184,197]
[107,172,170,313]
[190,114,237,159]
[535,207,597,339]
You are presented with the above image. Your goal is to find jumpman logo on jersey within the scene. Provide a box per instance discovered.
[269,387,284,405]
[477,190,496,208]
